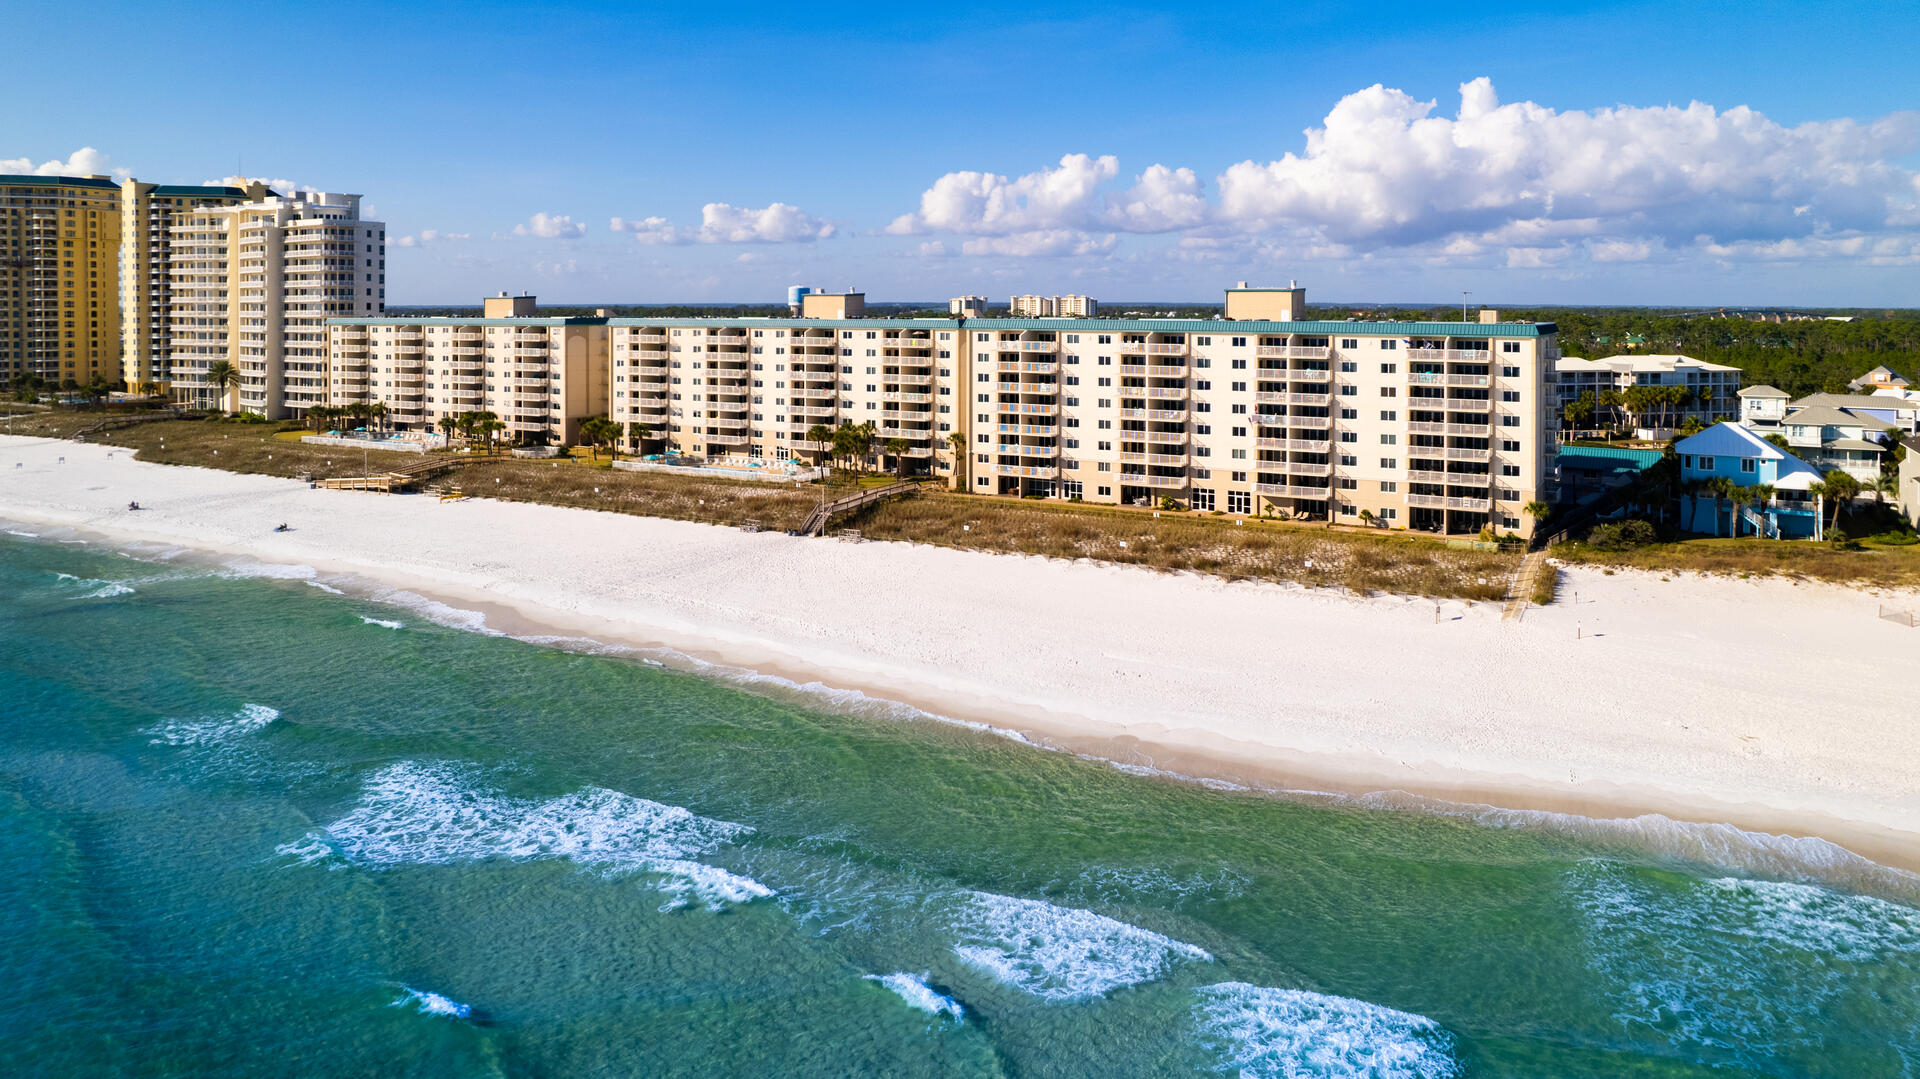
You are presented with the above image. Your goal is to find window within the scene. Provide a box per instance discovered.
[1231,359,1247,370]
[1191,488,1216,510]
[1340,360,1358,373]
[1195,446,1211,457]
[1500,415,1520,427]
[1227,490,1252,514]
[1501,390,1520,402]
[1340,504,1358,517]
[1380,481,1397,492]
[1501,439,1521,452]
[1338,477,1358,490]
[1380,340,1398,351]
[1340,431,1358,443]
[1340,407,1358,420]
[1380,434,1397,445]
[1741,458,1756,473]
[1379,411,1397,421]
[1380,508,1397,521]
[1196,380,1211,390]
[1698,456,1715,470]
[1195,357,1211,368]
[1340,385,1357,396]
[1502,365,1520,378]
[1340,453,1358,466]
[1231,426,1246,437]
[1380,387,1397,397]
[1380,363,1397,374]
[1380,458,1397,468]
[1501,464,1521,476]
[1502,342,1521,353]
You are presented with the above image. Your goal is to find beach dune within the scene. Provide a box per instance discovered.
[3,434,1915,871]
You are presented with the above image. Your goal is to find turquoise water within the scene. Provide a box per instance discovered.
[2,529,1917,1079]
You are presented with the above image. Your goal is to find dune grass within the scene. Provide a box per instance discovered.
[852,492,1518,601]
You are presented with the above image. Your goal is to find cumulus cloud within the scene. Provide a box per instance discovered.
[390,228,471,249]
[888,79,1920,268]
[611,202,834,244]
[4,147,131,180]
[514,212,585,239]
[203,174,305,194]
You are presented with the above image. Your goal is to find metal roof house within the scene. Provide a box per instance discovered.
[1674,422,1827,539]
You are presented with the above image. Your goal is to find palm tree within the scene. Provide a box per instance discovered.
[438,414,460,450]
[806,423,833,472]
[137,380,160,400]
[366,401,388,436]
[204,360,241,413]
[946,430,967,489]
[885,437,910,479]
[831,421,864,474]
[627,421,650,456]
[1522,500,1551,532]
[579,415,618,461]
[1810,470,1861,534]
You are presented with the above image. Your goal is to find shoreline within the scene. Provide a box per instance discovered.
[4,433,1918,887]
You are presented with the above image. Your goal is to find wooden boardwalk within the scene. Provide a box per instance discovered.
[319,455,466,493]
[799,481,918,537]
[1502,550,1550,621]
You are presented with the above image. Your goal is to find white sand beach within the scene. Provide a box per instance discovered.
[4,433,1916,871]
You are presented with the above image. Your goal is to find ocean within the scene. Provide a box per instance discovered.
[2,528,1916,1078]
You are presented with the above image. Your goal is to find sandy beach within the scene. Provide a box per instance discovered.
[4,432,1916,872]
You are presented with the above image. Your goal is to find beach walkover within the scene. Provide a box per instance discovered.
[318,455,468,494]
[800,480,918,537]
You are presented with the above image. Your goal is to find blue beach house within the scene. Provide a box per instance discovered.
[1674,423,1825,539]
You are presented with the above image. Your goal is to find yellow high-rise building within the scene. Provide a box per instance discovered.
[119,178,269,391]
[0,174,122,390]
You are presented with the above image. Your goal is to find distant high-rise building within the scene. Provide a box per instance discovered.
[1008,293,1097,317]
[119,178,270,390]
[949,295,990,317]
[169,191,384,416]
[0,173,123,389]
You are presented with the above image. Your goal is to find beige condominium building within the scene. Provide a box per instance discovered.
[325,293,608,443]
[118,178,270,390]
[170,190,384,416]
[1008,293,1097,317]
[321,282,1560,536]
[0,173,122,389]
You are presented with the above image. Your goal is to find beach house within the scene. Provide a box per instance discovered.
[1674,422,1825,539]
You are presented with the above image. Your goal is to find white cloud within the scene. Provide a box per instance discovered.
[204,174,303,194]
[392,228,471,248]
[888,153,1121,237]
[888,79,1920,270]
[533,258,580,276]
[611,202,834,244]
[1216,77,1920,251]
[3,147,133,181]
[960,231,1117,257]
[514,212,585,240]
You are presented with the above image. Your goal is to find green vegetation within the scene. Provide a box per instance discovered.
[852,492,1518,601]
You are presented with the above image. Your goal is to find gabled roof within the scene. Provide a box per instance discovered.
[1676,421,1792,460]
[1737,384,1788,398]
[1784,405,1876,428]
[1792,392,1917,412]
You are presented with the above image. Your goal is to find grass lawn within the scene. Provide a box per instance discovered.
[1554,534,1920,589]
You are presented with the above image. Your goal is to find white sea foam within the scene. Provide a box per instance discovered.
[146,703,281,747]
[217,560,318,581]
[1071,863,1252,905]
[360,616,404,629]
[1193,982,1459,1079]
[393,986,472,1020]
[306,580,346,595]
[273,833,339,868]
[1568,859,1920,1060]
[950,890,1211,1000]
[82,581,135,598]
[302,761,769,910]
[866,972,964,1020]
[364,587,500,636]
[5,528,39,537]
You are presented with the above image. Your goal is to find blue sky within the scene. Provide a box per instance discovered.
[6,0,1918,305]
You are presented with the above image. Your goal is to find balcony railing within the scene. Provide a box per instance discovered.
[1118,472,1185,488]
[995,464,1058,478]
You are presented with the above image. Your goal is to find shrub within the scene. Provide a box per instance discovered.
[1587,519,1658,551]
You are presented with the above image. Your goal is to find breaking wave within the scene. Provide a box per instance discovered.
[146,703,281,747]
[950,890,1211,1000]
[866,972,965,1020]
[393,986,472,1020]
[359,616,404,629]
[291,761,769,910]
[1194,982,1459,1079]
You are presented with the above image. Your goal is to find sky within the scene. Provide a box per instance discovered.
[4,0,1918,307]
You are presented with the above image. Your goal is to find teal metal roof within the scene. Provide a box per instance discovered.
[325,317,606,327]
[0,174,119,190]
[1556,444,1665,468]
[323,314,1555,337]
[965,318,1556,337]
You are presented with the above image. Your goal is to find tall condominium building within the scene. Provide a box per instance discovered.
[1008,293,1097,317]
[171,190,384,417]
[949,295,990,317]
[118,178,270,390]
[1554,353,1741,434]
[325,293,608,443]
[0,173,123,389]
[325,281,1560,536]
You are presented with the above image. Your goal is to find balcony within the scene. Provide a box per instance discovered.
[1118,472,1186,488]
[1445,446,1492,460]
[1020,341,1058,353]
[1119,364,1186,377]
[1139,387,1188,401]
[1408,348,1490,362]
[889,373,934,386]
[1118,342,1147,355]
[999,444,1060,458]
[1255,345,1331,360]
[995,464,1058,478]
[1256,483,1331,499]
[1443,397,1492,412]
[1287,460,1334,477]
[998,423,1058,436]
[1283,415,1333,430]
[889,338,935,350]
[1120,407,1188,422]
[1120,452,1188,466]
[997,360,1059,375]
[1002,402,1060,416]
[1147,343,1187,356]
[883,391,934,403]
[1256,437,1331,451]
[1123,430,1186,445]
[703,433,751,446]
